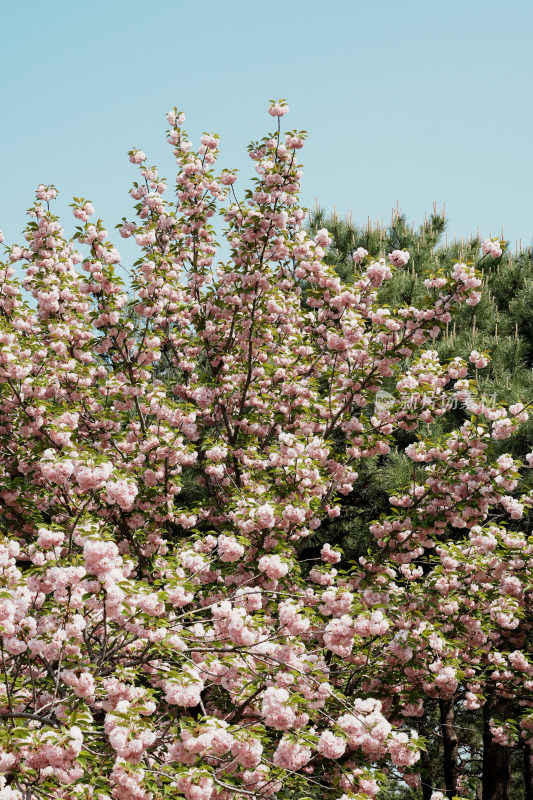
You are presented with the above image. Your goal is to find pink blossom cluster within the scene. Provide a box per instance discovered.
[482,238,503,258]
[352,246,368,263]
[388,249,410,267]
[0,100,528,800]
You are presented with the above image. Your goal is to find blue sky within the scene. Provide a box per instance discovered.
[1,0,532,258]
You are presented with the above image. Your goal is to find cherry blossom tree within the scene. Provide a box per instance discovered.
[0,101,530,800]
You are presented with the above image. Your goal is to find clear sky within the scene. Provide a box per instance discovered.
[1,0,532,257]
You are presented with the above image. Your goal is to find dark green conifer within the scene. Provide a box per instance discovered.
[306,206,533,562]
[307,206,533,800]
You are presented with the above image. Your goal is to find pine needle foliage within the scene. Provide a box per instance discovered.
[306,207,533,560]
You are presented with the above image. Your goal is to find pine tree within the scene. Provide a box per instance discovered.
[307,206,533,799]
[305,206,533,562]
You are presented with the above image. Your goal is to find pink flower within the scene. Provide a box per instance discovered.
[200,134,218,151]
[314,229,331,248]
[129,149,146,164]
[424,276,447,289]
[321,543,341,564]
[135,230,156,246]
[191,386,215,408]
[40,457,75,485]
[258,554,289,580]
[165,669,204,707]
[205,445,227,462]
[37,528,64,550]
[273,737,312,770]
[352,247,368,264]
[286,134,304,149]
[278,600,310,635]
[75,461,113,491]
[492,418,514,440]
[433,664,458,695]
[318,730,346,759]
[220,171,237,186]
[324,615,355,657]
[217,534,245,562]
[119,221,136,238]
[268,102,290,117]
[36,184,57,201]
[83,538,121,578]
[509,402,529,423]
[261,687,296,730]
[231,738,263,768]
[452,262,481,289]
[501,495,524,519]
[482,238,503,258]
[389,249,410,267]
[387,731,420,767]
[105,479,138,510]
[255,503,275,529]
[175,773,213,800]
[469,350,489,369]
[365,260,392,286]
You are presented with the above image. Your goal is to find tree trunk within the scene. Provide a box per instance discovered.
[482,696,511,800]
[440,697,460,799]
[525,743,533,800]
